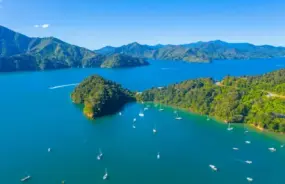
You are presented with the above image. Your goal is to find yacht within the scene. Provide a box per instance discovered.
[103,168,108,180]
[157,152,160,159]
[153,125,157,134]
[139,112,144,117]
[21,175,31,182]
[175,112,182,120]
[209,164,218,171]
[227,123,233,131]
[97,149,103,160]
[245,160,252,164]
[246,177,253,182]
[268,147,276,152]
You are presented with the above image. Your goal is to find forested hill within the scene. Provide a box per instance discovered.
[71,75,135,119]
[138,69,285,133]
[0,26,149,72]
[96,41,285,63]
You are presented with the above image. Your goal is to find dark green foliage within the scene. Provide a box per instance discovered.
[139,69,285,133]
[96,40,285,63]
[71,75,135,119]
[0,26,149,72]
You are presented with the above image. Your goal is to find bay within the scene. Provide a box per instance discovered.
[0,58,284,184]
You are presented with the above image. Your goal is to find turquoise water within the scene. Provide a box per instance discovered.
[0,58,285,184]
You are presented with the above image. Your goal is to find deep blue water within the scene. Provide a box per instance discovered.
[0,58,284,184]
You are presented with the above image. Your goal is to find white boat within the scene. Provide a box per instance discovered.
[245,160,252,164]
[281,145,284,148]
[158,104,164,111]
[175,112,182,120]
[245,141,251,144]
[246,177,253,182]
[209,164,218,171]
[227,123,233,131]
[268,147,276,152]
[103,168,108,180]
[233,147,239,151]
[207,117,210,121]
[132,124,136,129]
[139,112,144,117]
[97,149,103,160]
[119,112,122,116]
[153,124,157,134]
[144,107,149,111]
[21,175,31,182]
[244,130,249,133]
[157,152,160,159]
[48,148,51,152]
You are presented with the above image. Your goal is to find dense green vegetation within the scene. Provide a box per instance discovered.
[0,26,148,72]
[138,69,285,133]
[71,75,135,119]
[96,41,285,63]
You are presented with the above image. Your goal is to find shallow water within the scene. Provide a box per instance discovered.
[0,58,284,184]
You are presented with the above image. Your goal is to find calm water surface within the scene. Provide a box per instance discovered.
[0,58,284,184]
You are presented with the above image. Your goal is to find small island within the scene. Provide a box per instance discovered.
[71,75,135,119]
[72,69,285,133]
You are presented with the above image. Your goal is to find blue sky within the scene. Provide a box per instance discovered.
[0,0,285,49]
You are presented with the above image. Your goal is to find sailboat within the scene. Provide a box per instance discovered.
[227,123,233,131]
[139,111,144,117]
[245,160,252,164]
[103,168,108,180]
[158,104,164,111]
[21,175,31,182]
[157,152,160,159]
[209,164,218,171]
[268,147,277,152]
[175,112,182,120]
[153,125,157,134]
[97,149,103,160]
[246,177,253,182]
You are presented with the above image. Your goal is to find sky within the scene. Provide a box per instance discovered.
[0,0,285,49]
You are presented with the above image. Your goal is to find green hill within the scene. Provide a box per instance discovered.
[71,75,135,119]
[139,69,285,133]
[0,26,148,72]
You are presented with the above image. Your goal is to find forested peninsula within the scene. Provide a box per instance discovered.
[72,69,285,133]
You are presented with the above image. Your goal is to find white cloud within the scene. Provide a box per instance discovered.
[33,24,50,29]
[41,24,49,28]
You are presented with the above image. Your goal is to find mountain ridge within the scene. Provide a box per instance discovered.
[0,25,149,72]
[95,40,285,62]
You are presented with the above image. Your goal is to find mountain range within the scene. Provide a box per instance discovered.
[0,26,148,72]
[95,41,285,62]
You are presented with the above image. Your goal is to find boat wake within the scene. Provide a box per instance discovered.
[49,83,79,90]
